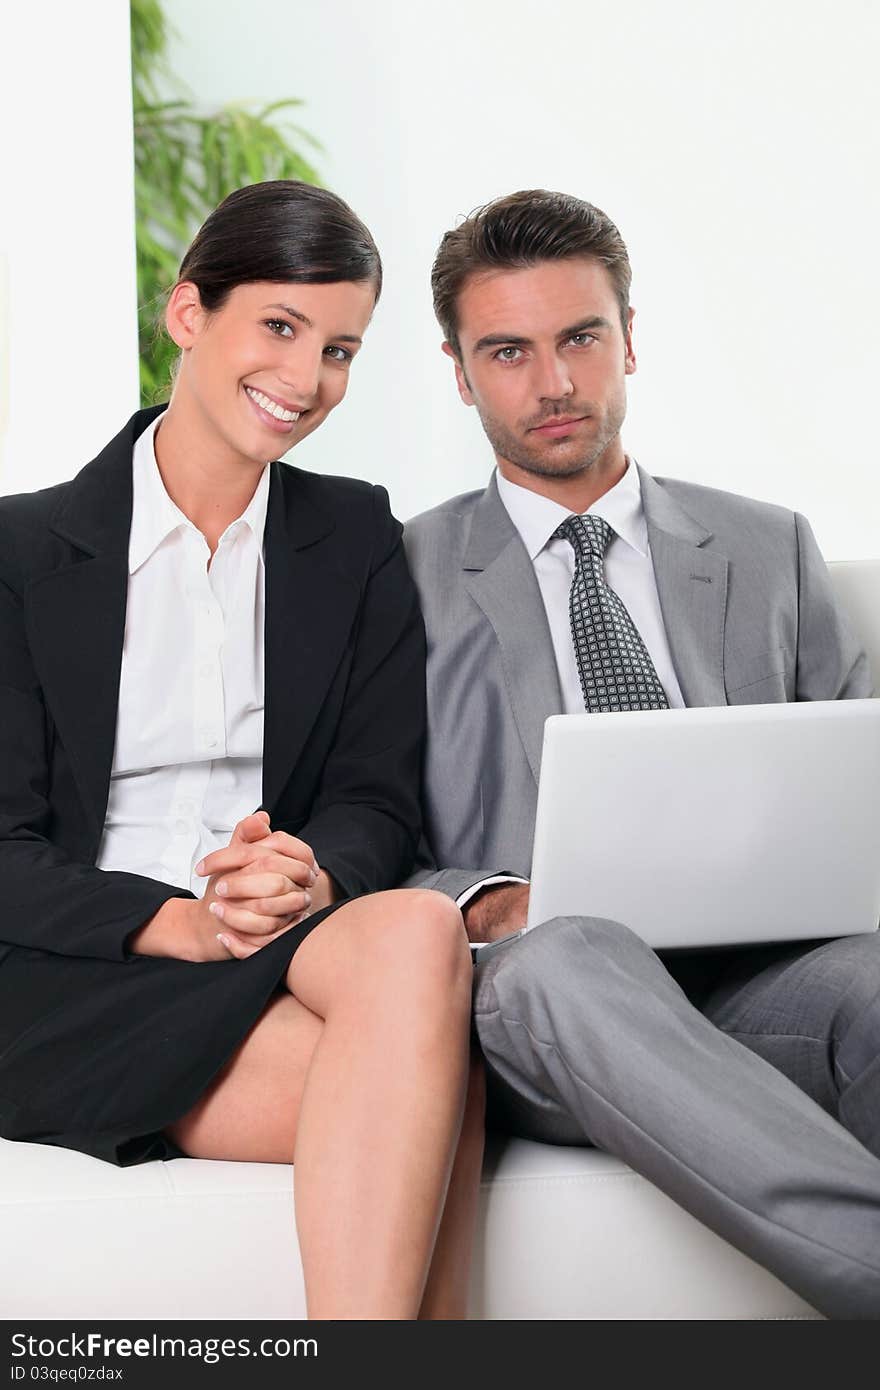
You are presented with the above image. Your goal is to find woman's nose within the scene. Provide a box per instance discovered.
[278,347,322,406]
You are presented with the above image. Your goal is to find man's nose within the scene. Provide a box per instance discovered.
[535,352,574,400]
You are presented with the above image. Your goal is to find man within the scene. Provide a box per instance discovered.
[403,189,880,1319]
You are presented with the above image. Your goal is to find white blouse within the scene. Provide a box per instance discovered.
[96,416,269,896]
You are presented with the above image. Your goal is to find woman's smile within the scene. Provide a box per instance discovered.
[243,384,304,433]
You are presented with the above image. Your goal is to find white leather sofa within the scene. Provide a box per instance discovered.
[2,560,877,1321]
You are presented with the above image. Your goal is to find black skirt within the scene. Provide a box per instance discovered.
[0,901,343,1166]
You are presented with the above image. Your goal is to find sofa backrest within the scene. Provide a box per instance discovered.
[827,560,880,695]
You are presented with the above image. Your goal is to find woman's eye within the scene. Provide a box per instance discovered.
[324,345,352,363]
[265,319,294,337]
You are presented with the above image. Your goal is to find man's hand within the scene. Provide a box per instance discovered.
[463,882,530,943]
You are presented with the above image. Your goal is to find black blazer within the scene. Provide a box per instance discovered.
[0,406,426,964]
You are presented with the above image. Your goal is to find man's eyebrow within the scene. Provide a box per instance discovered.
[263,303,363,345]
[472,316,612,353]
[473,332,532,353]
[560,316,612,336]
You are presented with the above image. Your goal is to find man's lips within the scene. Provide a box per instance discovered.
[529,415,590,436]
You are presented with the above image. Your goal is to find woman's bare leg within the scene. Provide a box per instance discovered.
[166,889,476,1319]
[285,890,473,1319]
[418,1051,486,1319]
[164,990,322,1161]
[167,998,485,1320]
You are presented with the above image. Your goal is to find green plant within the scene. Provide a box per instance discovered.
[131,0,322,403]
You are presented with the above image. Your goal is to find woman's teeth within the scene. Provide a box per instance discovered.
[246,387,301,423]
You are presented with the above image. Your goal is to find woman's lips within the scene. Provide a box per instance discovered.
[244,385,303,434]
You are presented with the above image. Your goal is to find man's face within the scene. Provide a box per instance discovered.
[446,257,636,484]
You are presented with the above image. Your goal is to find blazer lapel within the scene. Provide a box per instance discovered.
[462,477,562,785]
[24,410,362,832]
[639,466,729,706]
[25,410,164,836]
[261,463,361,813]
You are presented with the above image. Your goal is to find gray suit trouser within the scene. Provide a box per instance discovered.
[474,918,880,1320]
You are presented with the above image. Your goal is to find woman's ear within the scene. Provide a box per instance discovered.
[165,281,205,350]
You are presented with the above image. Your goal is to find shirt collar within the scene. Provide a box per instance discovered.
[495,456,648,561]
[128,415,271,575]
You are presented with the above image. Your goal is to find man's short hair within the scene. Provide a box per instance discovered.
[431,189,632,358]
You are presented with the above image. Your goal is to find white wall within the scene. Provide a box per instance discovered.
[0,2,139,498]
[3,3,872,555]
[164,0,879,558]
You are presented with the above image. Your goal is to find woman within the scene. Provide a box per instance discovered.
[0,181,484,1319]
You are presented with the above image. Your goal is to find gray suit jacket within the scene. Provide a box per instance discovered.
[402,466,873,899]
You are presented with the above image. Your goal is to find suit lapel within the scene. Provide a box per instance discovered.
[639,466,729,706]
[261,463,360,812]
[25,410,164,836]
[463,478,562,785]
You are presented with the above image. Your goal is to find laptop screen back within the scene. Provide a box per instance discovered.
[527,700,880,949]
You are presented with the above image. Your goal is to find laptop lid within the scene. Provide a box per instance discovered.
[526,700,880,949]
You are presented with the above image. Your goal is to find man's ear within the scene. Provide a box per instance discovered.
[442,341,475,406]
[165,281,205,351]
[624,306,637,376]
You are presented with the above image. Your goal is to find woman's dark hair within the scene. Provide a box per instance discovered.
[432,189,630,357]
[177,180,383,309]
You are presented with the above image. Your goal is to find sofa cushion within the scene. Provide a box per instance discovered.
[0,1134,818,1319]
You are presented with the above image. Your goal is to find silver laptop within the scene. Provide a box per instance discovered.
[525,699,880,950]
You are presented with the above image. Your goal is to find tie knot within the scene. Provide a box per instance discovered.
[555,513,613,559]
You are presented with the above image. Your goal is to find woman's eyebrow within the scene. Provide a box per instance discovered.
[263,301,313,327]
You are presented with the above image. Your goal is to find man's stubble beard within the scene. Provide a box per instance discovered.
[475,391,627,481]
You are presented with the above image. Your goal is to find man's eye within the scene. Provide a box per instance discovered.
[569,333,595,346]
[324,345,353,363]
[495,346,522,363]
[265,319,293,337]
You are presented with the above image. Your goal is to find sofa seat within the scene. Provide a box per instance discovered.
[0,1133,818,1319]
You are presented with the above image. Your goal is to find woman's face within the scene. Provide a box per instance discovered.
[168,278,377,464]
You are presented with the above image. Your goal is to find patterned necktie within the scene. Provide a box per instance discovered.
[554,513,669,712]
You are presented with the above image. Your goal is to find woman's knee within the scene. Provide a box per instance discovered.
[356,889,471,996]
[287,890,471,1022]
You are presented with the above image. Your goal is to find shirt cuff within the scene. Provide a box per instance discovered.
[455,874,529,910]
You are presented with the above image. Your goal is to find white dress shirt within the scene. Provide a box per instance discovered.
[496,458,685,712]
[96,416,269,896]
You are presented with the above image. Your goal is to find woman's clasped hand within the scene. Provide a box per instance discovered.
[130,812,325,961]
[204,812,325,958]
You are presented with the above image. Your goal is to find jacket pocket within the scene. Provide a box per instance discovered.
[724,645,787,701]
